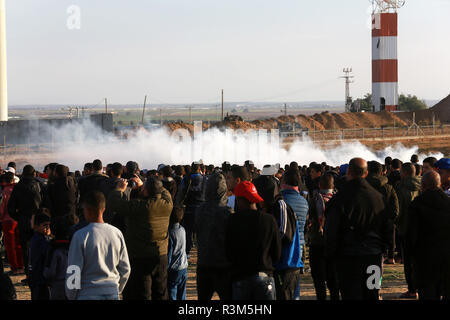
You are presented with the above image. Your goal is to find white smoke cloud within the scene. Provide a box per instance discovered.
[22,120,444,172]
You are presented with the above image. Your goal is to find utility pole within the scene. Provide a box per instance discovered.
[340,68,354,113]
[141,95,147,125]
[221,89,224,121]
[160,108,162,127]
[189,106,192,123]
[105,98,108,113]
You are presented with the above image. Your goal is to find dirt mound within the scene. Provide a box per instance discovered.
[393,94,450,126]
[164,94,450,132]
[431,94,450,123]
[166,122,195,133]
[210,120,257,131]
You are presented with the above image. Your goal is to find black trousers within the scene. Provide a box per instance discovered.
[417,254,450,300]
[336,254,382,300]
[309,245,340,300]
[273,268,301,300]
[18,225,33,277]
[196,266,232,300]
[122,255,168,300]
[386,220,396,260]
[182,207,197,256]
[31,285,50,300]
[400,238,417,293]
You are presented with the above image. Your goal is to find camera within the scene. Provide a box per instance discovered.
[127,179,137,189]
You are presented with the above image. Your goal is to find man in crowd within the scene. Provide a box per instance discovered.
[366,161,399,264]
[8,165,43,281]
[159,165,177,200]
[225,181,281,300]
[435,158,450,197]
[407,171,450,299]
[78,159,108,205]
[107,177,173,300]
[47,164,77,218]
[307,163,323,194]
[253,169,301,300]
[280,169,309,299]
[307,173,339,300]
[388,159,402,187]
[195,172,233,300]
[410,154,419,165]
[395,162,421,299]
[225,166,250,210]
[66,191,130,300]
[422,157,437,175]
[100,162,130,227]
[176,162,206,257]
[325,158,389,300]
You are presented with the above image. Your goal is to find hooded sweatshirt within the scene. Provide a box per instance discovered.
[395,176,421,237]
[195,172,233,269]
[366,174,399,220]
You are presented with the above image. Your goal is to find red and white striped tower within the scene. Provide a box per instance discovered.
[371,0,405,112]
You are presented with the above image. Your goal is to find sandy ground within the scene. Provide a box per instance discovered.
[4,246,410,301]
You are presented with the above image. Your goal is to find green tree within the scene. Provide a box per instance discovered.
[398,94,427,111]
[351,93,373,112]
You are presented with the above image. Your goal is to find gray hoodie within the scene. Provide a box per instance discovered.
[65,223,130,300]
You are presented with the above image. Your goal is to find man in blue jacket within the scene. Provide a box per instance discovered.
[280,169,309,300]
[254,170,304,300]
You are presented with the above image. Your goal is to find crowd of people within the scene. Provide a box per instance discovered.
[0,154,449,300]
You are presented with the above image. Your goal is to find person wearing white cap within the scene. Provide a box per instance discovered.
[5,167,19,183]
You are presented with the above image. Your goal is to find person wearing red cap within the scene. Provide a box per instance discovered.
[225,181,281,300]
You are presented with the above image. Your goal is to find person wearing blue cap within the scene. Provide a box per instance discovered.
[435,158,450,197]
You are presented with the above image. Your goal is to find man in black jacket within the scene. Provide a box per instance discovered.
[78,159,108,206]
[47,164,77,218]
[325,158,389,300]
[406,171,450,300]
[8,165,43,278]
[366,161,399,264]
[100,162,130,227]
[195,172,233,300]
[225,181,281,300]
[176,162,206,257]
[388,158,402,187]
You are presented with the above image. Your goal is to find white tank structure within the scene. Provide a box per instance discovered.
[371,0,405,112]
[0,0,7,121]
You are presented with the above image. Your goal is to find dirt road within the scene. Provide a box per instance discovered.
[6,246,410,301]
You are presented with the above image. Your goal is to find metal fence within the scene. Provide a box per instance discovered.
[282,124,450,141]
[1,124,450,157]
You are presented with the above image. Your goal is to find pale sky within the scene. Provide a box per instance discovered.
[6,0,450,105]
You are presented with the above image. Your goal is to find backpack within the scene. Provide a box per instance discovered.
[274,198,297,246]
[0,273,16,300]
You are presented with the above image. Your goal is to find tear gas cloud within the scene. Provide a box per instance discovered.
[38,120,443,171]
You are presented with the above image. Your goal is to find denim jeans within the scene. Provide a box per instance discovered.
[232,273,276,300]
[168,268,187,300]
[78,294,120,300]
